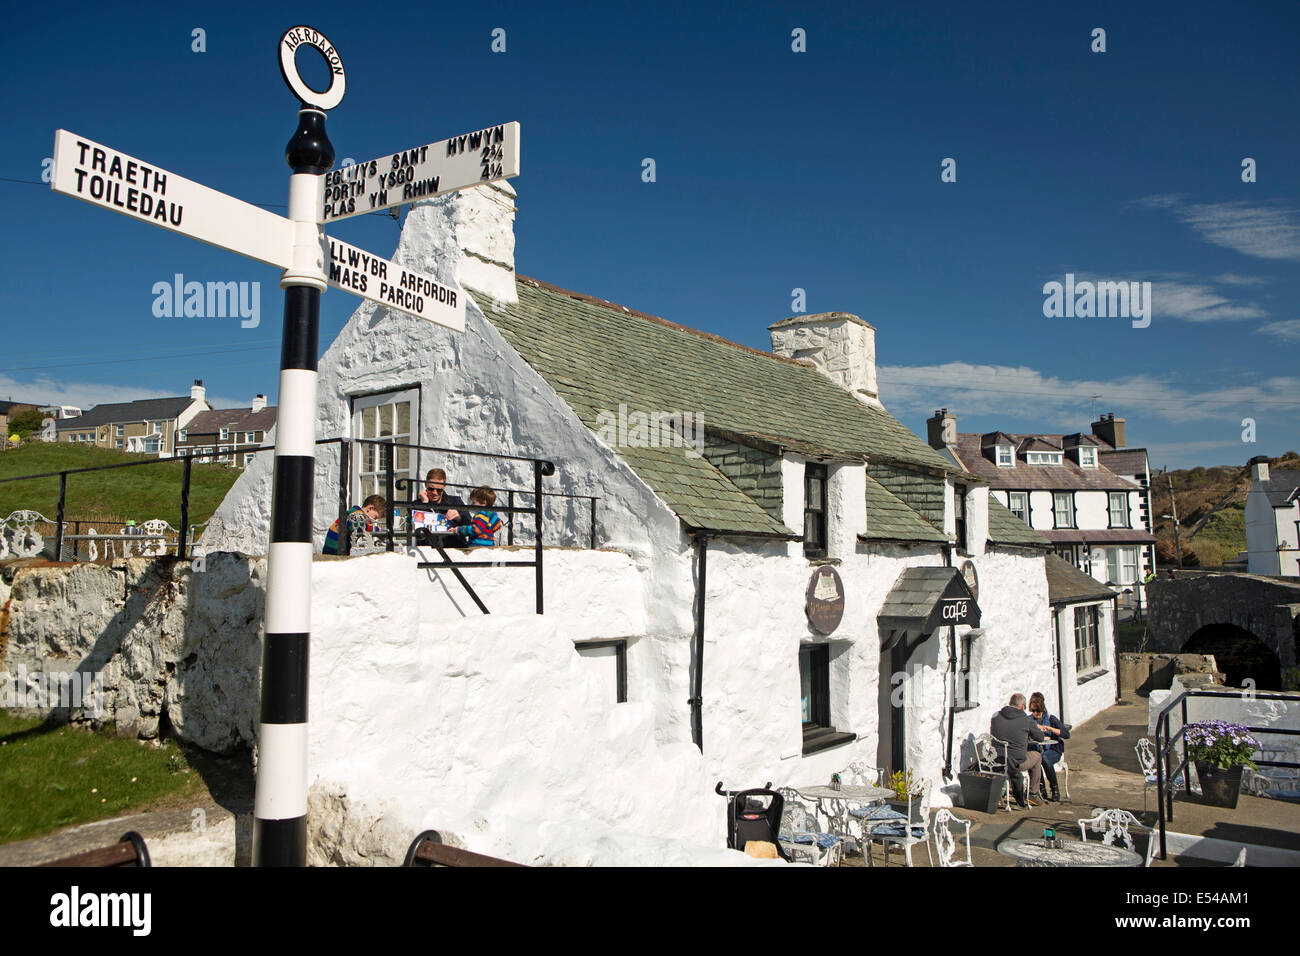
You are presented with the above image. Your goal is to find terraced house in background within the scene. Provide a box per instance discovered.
[55,380,210,456]
[926,411,1156,618]
[174,395,276,468]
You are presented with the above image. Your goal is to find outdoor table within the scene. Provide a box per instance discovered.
[997,838,1141,867]
[796,784,895,864]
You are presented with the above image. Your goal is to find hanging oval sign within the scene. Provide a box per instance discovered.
[279,26,347,111]
[806,566,845,635]
[961,559,979,601]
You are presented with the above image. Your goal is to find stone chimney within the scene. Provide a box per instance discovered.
[1249,455,1270,483]
[396,180,518,308]
[251,394,267,413]
[768,312,879,407]
[927,408,956,451]
[1091,412,1126,448]
[191,379,205,403]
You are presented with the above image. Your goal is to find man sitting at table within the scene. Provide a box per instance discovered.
[990,693,1046,808]
[413,468,468,546]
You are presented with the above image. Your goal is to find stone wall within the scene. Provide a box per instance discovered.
[1146,571,1300,671]
[1118,652,1220,697]
[869,462,946,528]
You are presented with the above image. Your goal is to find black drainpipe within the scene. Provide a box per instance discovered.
[1054,607,1066,721]
[942,544,956,781]
[690,534,709,752]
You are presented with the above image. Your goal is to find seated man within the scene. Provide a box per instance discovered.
[323,494,385,555]
[990,693,1046,808]
[453,486,504,547]
[413,468,468,546]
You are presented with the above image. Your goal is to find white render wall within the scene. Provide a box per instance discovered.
[1054,601,1118,728]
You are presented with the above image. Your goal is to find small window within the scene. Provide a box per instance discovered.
[1108,492,1129,528]
[803,463,828,559]
[1074,605,1101,673]
[219,427,229,441]
[956,631,980,709]
[996,445,1013,467]
[1053,492,1075,528]
[177,429,187,442]
[575,640,627,705]
[954,484,967,551]
[1009,492,1029,523]
[246,431,256,444]
[1079,447,1097,468]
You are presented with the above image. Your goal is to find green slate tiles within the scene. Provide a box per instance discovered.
[986,496,1051,547]
[863,476,949,542]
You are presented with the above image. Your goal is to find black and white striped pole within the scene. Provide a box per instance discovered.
[253,26,346,867]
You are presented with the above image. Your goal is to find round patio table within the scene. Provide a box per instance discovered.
[998,838,1141,867]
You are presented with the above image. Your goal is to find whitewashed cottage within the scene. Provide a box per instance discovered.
[205,184,1119,861]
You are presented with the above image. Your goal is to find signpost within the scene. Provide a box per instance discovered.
[49,25,520,866]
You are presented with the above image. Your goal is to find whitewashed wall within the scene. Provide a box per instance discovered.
[1054,600,1118,728]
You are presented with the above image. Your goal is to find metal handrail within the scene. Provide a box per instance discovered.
[1151,687,1300,860]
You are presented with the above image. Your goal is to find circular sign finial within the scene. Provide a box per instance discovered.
[279,26,346,111]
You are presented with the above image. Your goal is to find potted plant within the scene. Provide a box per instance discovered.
[1184,720,1258,809]
[885,769,926,824]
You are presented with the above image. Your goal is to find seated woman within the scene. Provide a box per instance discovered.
[454,486,503,547]
[1028,691,1069,802]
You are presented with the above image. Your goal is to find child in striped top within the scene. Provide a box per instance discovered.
[455,486,504,547]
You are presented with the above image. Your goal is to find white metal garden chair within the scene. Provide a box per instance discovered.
[1078,808,1155,867]
[776,788,849,866]
[931,809,973,867]
[864,779,933,867]
[1135,737,1186,813]
[975,733,1030,811]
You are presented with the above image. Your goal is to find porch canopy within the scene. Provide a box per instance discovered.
[878,566,981,661]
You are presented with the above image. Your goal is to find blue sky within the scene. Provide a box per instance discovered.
[2,0,1297,469]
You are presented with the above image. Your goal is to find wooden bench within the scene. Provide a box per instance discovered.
[39,831,151,867]
[403,829,525,867]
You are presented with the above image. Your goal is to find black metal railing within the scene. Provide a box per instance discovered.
[0,449,242,561]
[1151,688,1300,860]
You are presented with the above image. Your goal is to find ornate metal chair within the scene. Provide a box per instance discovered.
[864,779,934,867]
[1242,747,1300,799]
[776,787,849,866]
[975,733,1030,811]
[1,510,49,559]
[1078,807,1155,867]
[1135,737,1187,813]
[931,808,974,867]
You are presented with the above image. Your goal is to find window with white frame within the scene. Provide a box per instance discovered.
[1009,491,1029,523]
[1028,451,1063,465]
[219,427,229,441]
[1074,605,1101,673]
[996,445,1013,467]
[1079,446,1097,468]
[1108,491,1130,528]
[1053,492,1075,528]
[351,387,419,503]
[177,429,187,442]
[1106,546,1138,586]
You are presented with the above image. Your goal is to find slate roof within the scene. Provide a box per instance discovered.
[952,434,1137,491]
[55,397,194,431]
[986,497,1052,548]
[1098,448,1150,477]
[1040,528,1157,544]
[877,566,979,630]
[1257,470,1300,509]
[186,406,277,436]
[1045,554,1117,605]
[860,475,948,542]
[482,276,959,536]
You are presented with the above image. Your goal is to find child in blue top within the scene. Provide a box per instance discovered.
[455,486,504,547]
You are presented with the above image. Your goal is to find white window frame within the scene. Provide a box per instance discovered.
[996,445,1013,467]
[1009,491,1029,523]
[350,386,420,505]
[1079,446,1097,468]
[1108,491,1130,528]
[219,427,230,441]
[1053,492,1075,528]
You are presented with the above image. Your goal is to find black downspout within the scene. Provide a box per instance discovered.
[942,544,956,781]
[1112,594,1122,703]
[690,534,708,752]
[1054,608,1067,721]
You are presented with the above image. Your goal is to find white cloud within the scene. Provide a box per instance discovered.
[1148,279,1265,322]
[1257,320,1300,342]
[1138,196,1300,261]
[1213,273,1270,288]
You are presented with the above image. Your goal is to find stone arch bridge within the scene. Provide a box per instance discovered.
[1146,570,1300,684]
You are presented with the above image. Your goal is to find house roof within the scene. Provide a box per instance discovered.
[1257,470,1300,508]
[951,434,1138,491]
[1040,528,1157,544]
[1098,448,1150,476]
[482,276,959,536]
[55,397,193,431]
[186,407,277,435]
[0,400,39,416]
[986,497,1052,549]
[1044,554,1117,605]
[860,475,948,542]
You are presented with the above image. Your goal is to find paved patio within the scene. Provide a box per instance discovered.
[846,696,1300,867]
